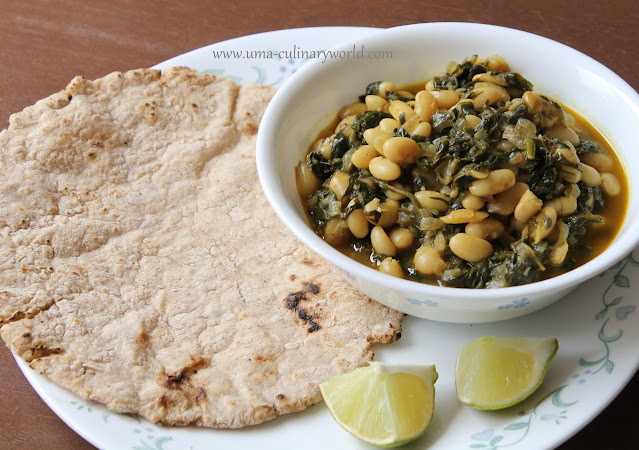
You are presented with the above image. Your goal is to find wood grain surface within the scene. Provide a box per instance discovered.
[1,0,638,448]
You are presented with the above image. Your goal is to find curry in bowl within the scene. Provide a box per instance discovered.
[295,56,627,288]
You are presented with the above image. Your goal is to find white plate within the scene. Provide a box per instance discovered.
[16,26,639,450]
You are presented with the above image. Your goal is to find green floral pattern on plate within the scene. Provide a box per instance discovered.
[579,249,639,374]
[470,386,577,449]
[468,250,638,448]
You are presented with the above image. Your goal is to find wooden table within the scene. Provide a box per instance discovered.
[1,1,638,448]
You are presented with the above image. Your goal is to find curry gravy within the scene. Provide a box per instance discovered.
[299,87,628,286]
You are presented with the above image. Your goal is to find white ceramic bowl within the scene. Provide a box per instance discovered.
[256,22,639,323]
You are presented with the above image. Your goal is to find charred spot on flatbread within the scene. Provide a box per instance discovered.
[30,344,63,359]
[160,355,210,390]
[193,388,208,405]
[284,281,323,332]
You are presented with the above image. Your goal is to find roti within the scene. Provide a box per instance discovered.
[0,68,403,428]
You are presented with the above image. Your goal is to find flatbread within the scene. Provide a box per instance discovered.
[0,68,403,428]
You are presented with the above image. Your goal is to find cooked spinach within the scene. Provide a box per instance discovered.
[576,139,603,155]
[433,56,488,89]
[298,56,622,288]
[352,110,391,135]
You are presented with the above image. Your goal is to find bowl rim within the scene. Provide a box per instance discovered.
[257,21,639,302]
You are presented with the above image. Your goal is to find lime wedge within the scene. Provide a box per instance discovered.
[320,361,438,447]
[455,336,558,410]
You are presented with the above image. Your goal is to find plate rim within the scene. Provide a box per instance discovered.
[11,25,639,450]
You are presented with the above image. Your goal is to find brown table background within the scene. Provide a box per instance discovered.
[1,0,638,448]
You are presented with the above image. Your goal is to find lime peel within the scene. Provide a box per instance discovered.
[455,336,558,410]
[320,361,437,447]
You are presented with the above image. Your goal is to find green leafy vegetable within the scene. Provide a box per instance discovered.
[298,56,622,288]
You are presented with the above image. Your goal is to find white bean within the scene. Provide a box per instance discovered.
[449,233,493,262]
[346,209,369,238]
[545,196,577,217]
[377,81,396,99]
[415,190,448,212]
[529,207,557,243]
[370,226,396,256]
[376,199,400,229]
[548,241,569,266]
[329,171,350,200]
[413,246,446,276]
[439,209,488,224]
[464,114,482,129]
[411,122,432,138]
[545,124,580,145]
[469,169,516,197]
[295,162,320,198]
[389,100,416,122]
[338,102,368,118]
[365,95,387,112]
[514,190,543,223]
[383,137,421,167]
[581,164,602,187]
[601,172,621,196]
[351,145,378,169]
[415,90,437,122]
[488,182,529,215]
[461,193,486,210]
[431,89,459,109]
[389,227,415,249]
[369,156,401,181]
[324,218,351,246]
[581,151,614,172]
[379,118,401,135]
[378,257,404,278]
[465,218,505,240]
